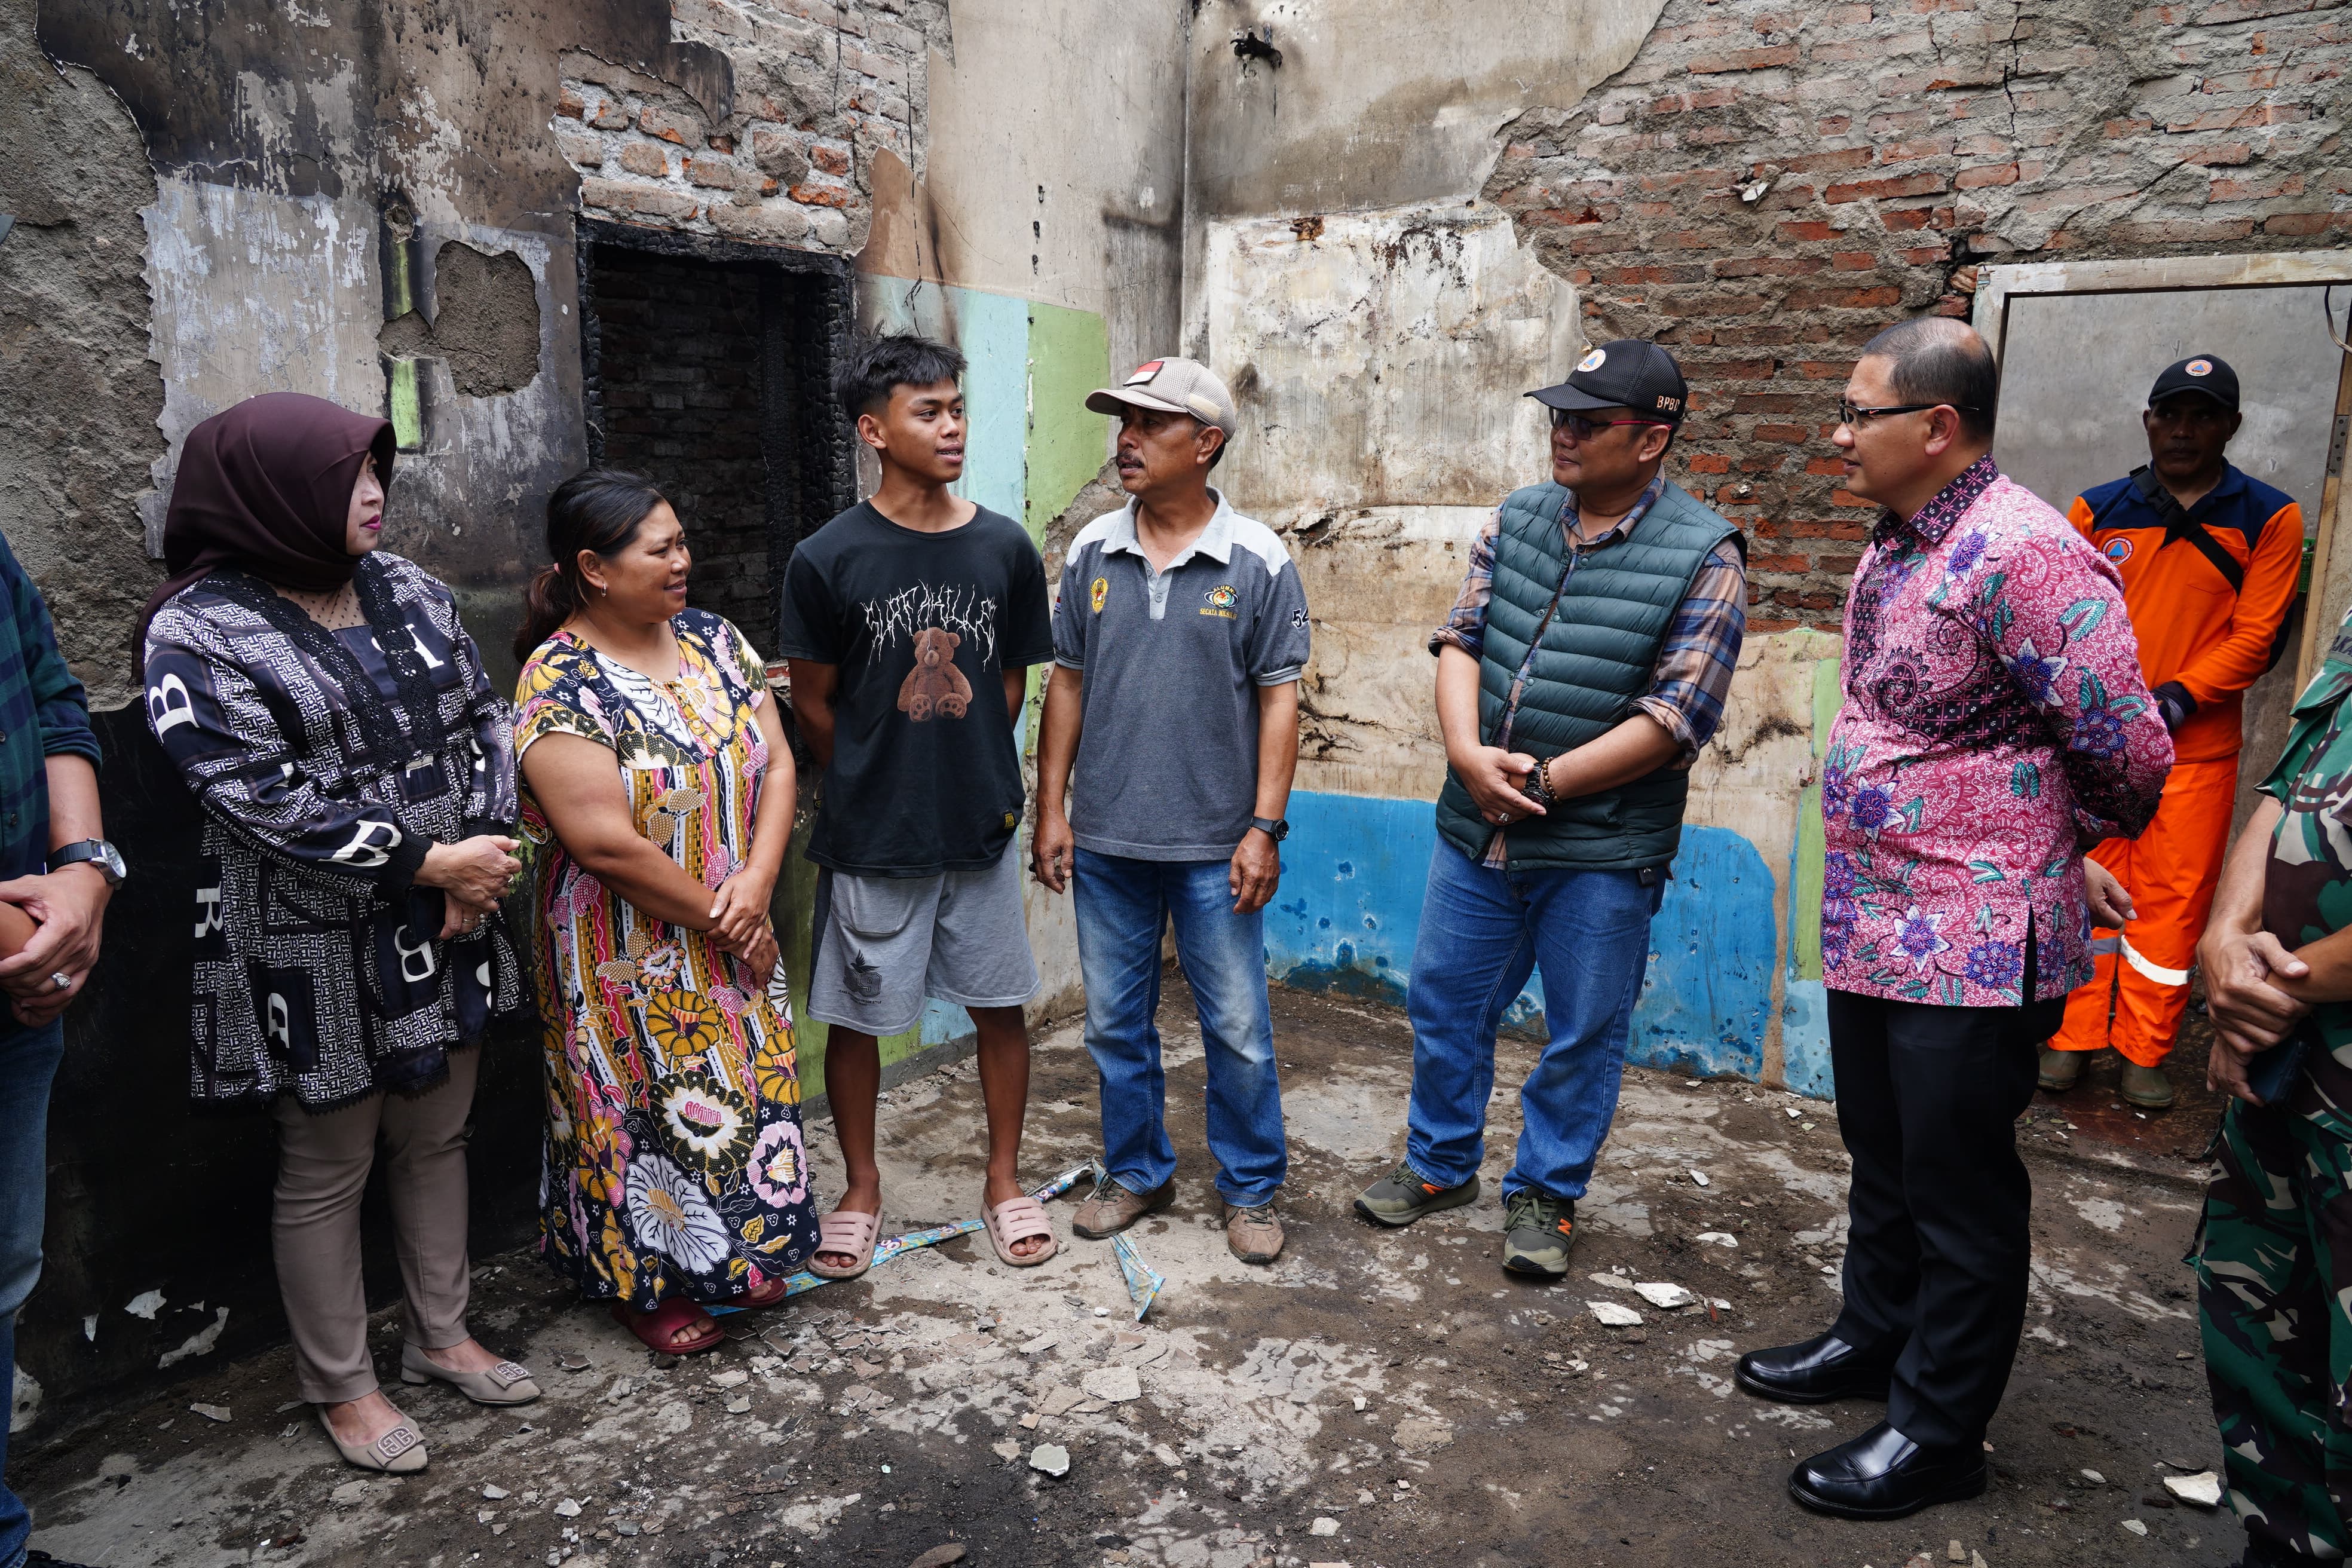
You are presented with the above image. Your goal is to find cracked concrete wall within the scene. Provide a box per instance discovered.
[9,0,1190,1432]
[0,0,164,706]
[1183,0,2352,1097]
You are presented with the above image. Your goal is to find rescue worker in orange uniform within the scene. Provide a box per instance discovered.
[2041,354,2303,1108]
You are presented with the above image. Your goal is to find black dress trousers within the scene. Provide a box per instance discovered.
[1824,980,2066,1449]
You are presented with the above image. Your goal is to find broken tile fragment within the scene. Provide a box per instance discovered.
[1587,1300,1643,1327]
[1081,1366,1141,1403]
[2163,1470,2222,1508]
[1029,1443,1070,1477]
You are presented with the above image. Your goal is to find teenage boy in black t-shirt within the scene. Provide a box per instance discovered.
[777,333,1058,1273]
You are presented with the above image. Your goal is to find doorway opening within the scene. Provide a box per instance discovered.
[578,221,856,653]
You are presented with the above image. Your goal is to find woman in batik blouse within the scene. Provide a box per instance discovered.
[141,393,540,1477]
[513,469,815,1356]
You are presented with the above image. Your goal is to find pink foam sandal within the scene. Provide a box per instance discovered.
[808,1207,881,1280]
[984,1194,1058,1267]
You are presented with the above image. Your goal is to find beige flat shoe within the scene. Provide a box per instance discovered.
[398,1342,541,1405]
[316,1405,427,1473]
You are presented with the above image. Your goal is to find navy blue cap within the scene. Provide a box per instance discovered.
[2149,354,2240,412]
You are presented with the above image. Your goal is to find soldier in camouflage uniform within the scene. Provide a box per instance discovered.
[2194,604,2352,1566]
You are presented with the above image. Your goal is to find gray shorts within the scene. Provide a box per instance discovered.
[806,840,1039,1036]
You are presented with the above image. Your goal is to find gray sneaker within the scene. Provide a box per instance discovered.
[1501,1189,1578,1278]
[1353,1160,1480,1227]
[1071,1174,1175,1239]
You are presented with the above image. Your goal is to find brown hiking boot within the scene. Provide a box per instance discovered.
[1224,1201,1284,1264]
[1071,1175,1175,1239]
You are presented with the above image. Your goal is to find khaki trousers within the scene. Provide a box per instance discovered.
[271,1049,478,1404]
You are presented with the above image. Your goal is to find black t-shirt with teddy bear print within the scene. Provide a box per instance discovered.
[776,500,1053,877]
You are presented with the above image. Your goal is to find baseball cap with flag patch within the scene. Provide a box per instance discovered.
[1528,338,1689,425]
[1086,356,1239,438]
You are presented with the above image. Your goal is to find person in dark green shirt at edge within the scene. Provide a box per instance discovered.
[2194,601,2352,1568]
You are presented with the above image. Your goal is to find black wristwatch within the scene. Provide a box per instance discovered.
[1250,816,1290,843]
[50,838,125,887]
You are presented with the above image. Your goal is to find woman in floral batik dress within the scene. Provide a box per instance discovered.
[514,470,816,1355]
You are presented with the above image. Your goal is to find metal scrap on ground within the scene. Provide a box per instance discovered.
[1111,1230,1166,1321]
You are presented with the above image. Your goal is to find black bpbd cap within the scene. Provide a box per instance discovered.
[1529,339,1688,424]
[2148,353,2240,412]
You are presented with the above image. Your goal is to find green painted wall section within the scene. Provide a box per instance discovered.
[1791,652,1844,983]
[1022,301,1110,543]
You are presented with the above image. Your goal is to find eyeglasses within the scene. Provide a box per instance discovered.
[1839,400,1982,426]
[1549,409,1670,438]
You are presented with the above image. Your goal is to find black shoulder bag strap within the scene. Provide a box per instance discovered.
[2129,465,2245,596]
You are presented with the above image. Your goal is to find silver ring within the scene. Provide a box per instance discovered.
[50,972,69,992]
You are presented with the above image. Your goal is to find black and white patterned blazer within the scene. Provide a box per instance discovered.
[143,552,525,1110]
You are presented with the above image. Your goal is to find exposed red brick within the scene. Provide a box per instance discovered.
[1823,172,1948,204]
[2264,210,2342,234]
[1954,161,2020,189]
[1689,44,1800,72]
[1783,284,1903,309]
[617,141,670,177]
[637,105,703,145]
[1774,219,1846,242]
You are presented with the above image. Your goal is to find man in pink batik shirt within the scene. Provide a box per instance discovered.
[1735,318,2172,1523]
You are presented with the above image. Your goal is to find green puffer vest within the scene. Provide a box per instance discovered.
[1434,477,1742,872]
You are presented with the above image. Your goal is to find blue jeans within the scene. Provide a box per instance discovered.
[0,1019,64,1568]
[1073,849,1285,1206]
[1404,841,1661,1203]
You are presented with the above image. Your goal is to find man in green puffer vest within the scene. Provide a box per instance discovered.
[1352,339,1747,1276]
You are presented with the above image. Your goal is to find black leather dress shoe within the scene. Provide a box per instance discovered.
[1788,1421,1986,1520]
[1734,1330,1895,1404]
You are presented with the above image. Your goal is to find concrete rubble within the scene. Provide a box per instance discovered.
[18,987,2231,1566]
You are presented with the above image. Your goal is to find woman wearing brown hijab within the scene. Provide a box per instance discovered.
[140,393,538,1474]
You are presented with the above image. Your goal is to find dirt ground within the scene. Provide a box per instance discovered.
[17,983,2238,1568]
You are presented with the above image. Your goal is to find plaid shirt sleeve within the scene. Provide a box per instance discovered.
[1633,536,1748,765]
[1429,506,1505,659]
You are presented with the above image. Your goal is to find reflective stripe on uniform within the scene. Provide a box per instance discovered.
[2120,933,2191,988]
[2090,935,2121,957]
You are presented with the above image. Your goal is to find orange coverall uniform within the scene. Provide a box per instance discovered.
[2052,464,2302,1067]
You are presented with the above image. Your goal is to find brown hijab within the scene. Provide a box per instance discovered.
[137,391,397,663]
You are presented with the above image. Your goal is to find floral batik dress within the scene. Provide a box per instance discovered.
[516,610,817,1307]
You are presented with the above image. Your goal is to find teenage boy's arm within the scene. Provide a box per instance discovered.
[1230,681,1298,915]
[786,660,839,768]
[1032,666,1082,895]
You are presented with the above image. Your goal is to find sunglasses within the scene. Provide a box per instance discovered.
[1549,408,1671,438]
[1838,401,1982,426]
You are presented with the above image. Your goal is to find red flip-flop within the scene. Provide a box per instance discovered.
[608,1297,723,1355]
[730,1273,792,1309]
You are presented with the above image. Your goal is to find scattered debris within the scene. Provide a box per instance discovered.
[1019,1334,1058,1356]
[710,1368,749,1389]
[1029,1443,1071,1478]
[1693,1232,1739,1248]
[329,1481,366,1508]
[1392,1417,1453,1454]
[1310,1517,1339,1536]
[2081,1468,2105,1484]
[906,1547,967,1568]
[1587,1300,1644,1327]
[991,1440,1020,1460]
[482,1485,510,1500]
[1036,1385,1088,1417]
[2163,1470,2223,1508]
[1689,1169,1710,1187]
[1081,1367,1141,1404]
[553,1497,581,1518]
[2121,1518,2148,1536]
[188,1403,229,1423]
[1632,1282,1694,1310]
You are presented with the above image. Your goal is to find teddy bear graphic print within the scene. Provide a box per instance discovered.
[775,501,1054,875]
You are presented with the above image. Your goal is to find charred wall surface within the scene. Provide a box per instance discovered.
[13,0,923,1434]
[1481,0,2352,631]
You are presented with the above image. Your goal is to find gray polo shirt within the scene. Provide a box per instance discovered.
[1052,490,1310,861]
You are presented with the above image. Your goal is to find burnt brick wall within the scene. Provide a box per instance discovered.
[1484,0,2351,632]
[591,246,777,648]
[555,0,948,256]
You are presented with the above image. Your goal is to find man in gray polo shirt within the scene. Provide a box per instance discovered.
[1032,356,1310,1264]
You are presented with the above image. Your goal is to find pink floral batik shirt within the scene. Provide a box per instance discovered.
[1821,457,2173,1007]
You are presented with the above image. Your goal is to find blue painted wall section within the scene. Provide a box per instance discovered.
[1270,792,1775,1079]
